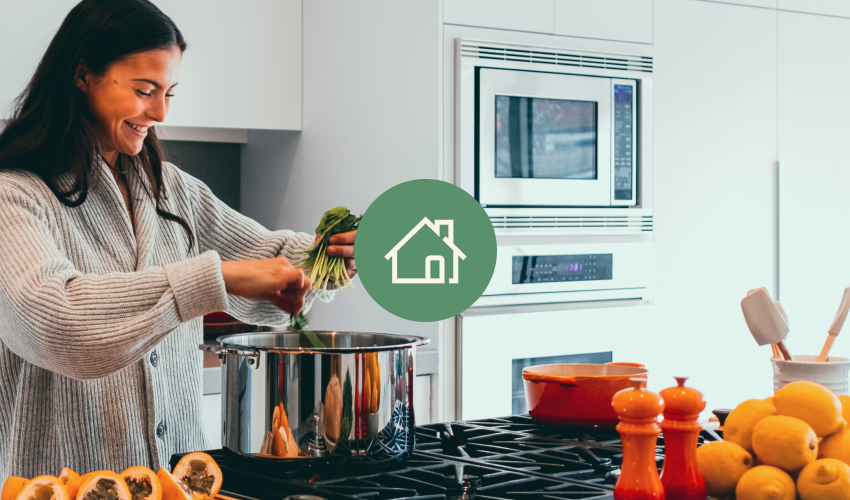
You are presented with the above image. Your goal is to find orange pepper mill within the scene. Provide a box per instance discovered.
[612,378,665,500]
[659,377,706,500]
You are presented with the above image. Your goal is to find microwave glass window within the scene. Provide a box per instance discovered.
[494,95,597,180]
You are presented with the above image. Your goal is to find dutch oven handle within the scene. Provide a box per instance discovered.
[199,342,261,369]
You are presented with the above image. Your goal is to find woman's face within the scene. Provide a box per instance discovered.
[75,46,182,157]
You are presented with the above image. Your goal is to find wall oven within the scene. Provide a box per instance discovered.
[452,37,655,421]
[478,68,637,207]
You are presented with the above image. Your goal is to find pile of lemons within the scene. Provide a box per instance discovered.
[697,381,850,500]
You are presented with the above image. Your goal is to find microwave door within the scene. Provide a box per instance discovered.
[477,68,611,207]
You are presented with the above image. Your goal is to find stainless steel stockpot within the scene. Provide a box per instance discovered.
[201,330,429,464]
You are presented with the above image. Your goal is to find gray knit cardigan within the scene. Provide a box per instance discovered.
[0,160,332,480]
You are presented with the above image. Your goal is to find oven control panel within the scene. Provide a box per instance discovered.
[512,254,613,284]
[482,241,654,297]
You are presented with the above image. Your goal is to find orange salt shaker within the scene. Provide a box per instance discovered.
[612,378,665,500]
[659,377,706,500]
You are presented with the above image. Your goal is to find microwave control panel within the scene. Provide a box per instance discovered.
[613,83,635,202]
[512,254,613,284]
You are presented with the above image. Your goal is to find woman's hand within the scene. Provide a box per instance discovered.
[317,230,357,279]
[221,257,311,315]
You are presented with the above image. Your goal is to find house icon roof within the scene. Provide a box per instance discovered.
[385,217,467,284]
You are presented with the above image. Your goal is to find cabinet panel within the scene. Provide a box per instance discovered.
[153,0,301,130]
[554,0,653,44]
[444,0,555,33]
[697,0,777,8]
[778,12,850,357]
[779,0,850,18]
[0,0,78,119]
[1,1,301,130]
[654,0,778,407]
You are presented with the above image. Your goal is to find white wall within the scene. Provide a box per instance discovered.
[240,1,441,342]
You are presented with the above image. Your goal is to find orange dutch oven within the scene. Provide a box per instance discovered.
[522,362,648,427]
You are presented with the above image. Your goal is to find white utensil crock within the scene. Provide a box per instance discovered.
[772,355,850,395]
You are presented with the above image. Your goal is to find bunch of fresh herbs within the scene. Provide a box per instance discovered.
[290,207,362,348]
[298,206,362,291]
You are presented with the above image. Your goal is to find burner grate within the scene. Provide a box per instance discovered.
[173,414,722,500]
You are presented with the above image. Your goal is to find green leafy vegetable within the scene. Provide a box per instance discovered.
[289,207,361,348]
[290,311,324,348]
[297,206,362,291]
[340,369,353,439]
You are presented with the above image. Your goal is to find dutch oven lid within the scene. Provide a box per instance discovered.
[215,329,430,354]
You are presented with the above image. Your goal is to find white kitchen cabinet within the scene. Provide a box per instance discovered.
[776,12,850,357]
[202,393,222,449]
[554,0,653,44]
[152,0,300,130]
[0,0,78,119]
[779,0,850,18]
[653,0,779,408]
[0,1,301,131]
[697,0,777,8]
[443,0,555,33]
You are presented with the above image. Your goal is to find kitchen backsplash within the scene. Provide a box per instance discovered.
[163,140,241,212]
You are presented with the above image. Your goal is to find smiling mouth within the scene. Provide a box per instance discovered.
[124,121,149,136]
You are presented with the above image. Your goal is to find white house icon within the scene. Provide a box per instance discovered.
[384,217,467,284]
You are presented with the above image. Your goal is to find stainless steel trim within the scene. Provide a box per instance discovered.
[216,330,429,354]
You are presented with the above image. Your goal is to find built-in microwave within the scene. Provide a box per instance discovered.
[477,68,636,207]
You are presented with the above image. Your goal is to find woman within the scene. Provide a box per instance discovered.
[0,0,355,477]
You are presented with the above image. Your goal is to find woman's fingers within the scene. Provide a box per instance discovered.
[270,292,300,315]
[327,245,354,258]
[329,230,356,245]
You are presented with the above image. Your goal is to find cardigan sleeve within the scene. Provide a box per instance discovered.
[0,182,229,381]
[173,165,336,326]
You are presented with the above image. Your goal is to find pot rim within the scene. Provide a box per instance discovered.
[522,362,648,383]
[215,329,430,354]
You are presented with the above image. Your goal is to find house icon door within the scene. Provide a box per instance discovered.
[385,217,467,284]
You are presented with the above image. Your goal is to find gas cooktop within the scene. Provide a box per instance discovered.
[172,414,722,500]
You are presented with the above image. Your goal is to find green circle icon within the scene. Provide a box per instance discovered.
[356,179,497,322]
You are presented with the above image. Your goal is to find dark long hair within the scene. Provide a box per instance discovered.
[0,0,194,249]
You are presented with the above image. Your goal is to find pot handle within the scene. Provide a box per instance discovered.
[523,372,577,387]
[199,343,261,369]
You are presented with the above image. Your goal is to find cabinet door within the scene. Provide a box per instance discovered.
[443,0,555,33]
[778,12,850,356]
[0,0,79,120]
[153,0,301,130]
[779,0,850,18]
[1,1,301,130]
[554,0,653,44]
[697,0,777,8]
[654,0,778,407]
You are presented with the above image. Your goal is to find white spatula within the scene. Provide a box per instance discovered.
[741,287,794,361]
[817,287,850,362]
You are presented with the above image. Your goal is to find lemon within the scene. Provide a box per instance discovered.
[818,429,850,465]
[725,399,776,454]
[696,440,753,497]
[735,465,796,500]
[774,381,844,437]
[839,395,850,426]
[752,415,818,472]
[797,458,850,500]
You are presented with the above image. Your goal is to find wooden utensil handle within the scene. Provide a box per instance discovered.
[776,341,794,362]
[817,334,837,362]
